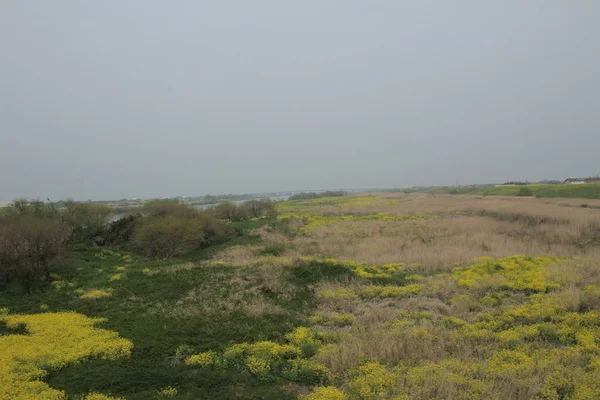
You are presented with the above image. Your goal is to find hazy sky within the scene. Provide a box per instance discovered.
[1,1,599,201]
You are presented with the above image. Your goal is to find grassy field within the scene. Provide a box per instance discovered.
[3,194,600,399]
[397,183,600,200]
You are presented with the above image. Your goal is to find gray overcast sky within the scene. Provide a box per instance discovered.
[1,1,599,201]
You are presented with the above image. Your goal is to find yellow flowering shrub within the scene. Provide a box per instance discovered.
[321,258,405,279]
[0,311,133,400]
[346,362,398,400]
[115,266,126,271]
[360,284,424,299]
[52,280,74,291]
[85,393,125,400]
[405,274,424,282]
[452,256,562,293]
[157,386,178,398]
[109,273,122,281]
[442,316,467,328]
[486,349,534,378]
[212,339,304,375]
[404,359,489,400]
[301,386,347,400]
[121,254,134,264]
[283,359,329,383]
[286,327,317,346]
[496,329,523,347]
[246,355,272,378]
[186,327,326,384]
[80,288,112,300]
[316,286,358,301]
[185,351,217,367]
[286,327,322,357]
[308,312,355,327]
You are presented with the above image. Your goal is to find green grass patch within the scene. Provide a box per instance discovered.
[397,183,600,199]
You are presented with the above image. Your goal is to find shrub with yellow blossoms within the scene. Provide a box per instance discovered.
[156,386,178,398]
[80,288,112,300]
[452,255,562,293]
[184,327,328,384]
[84,393,125,400]
[109,273,122,281]
[301,386,347,400]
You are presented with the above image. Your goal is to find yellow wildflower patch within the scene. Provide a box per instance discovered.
[80,288,112,300]
[323,258,404,279]
[0,311,133,399]
[185,351,217,367]
[452,256,562,293]
[316,286,358,301]
[85,393,125,400]
[121,254,134,264]
[277,212,430,233]
[185,327,326,384]
[346,362,398,400]
[301,386,347,400]
[157,386,178,398]
[109,273,122,281]
[360,284,424,299]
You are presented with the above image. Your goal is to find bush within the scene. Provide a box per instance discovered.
[260,241,286,256]
[61,200,111,245]
[199,213,238,245]
[131,202,235,259]
[104,215,139,247]
[517,187,534,196]
[0,215,68,292]
[141,199,198,219]
[212,201,249,221]
[7,198,60,219]
[131,216,207,259]
[244,198,278,219]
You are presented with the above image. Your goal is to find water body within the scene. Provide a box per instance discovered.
[193,195,290,210]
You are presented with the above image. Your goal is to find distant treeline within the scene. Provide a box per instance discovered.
[394,183,600,200]
[503,180,562,185]
[0,197,277,293]
[288,191,346,200]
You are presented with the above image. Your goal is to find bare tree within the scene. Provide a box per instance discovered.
[0,216,68,292]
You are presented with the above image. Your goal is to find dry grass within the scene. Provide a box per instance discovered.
[149,263,293,318]
[240,296,287,318]
[145,261,198,276]
[150,285,286,319]
[304,193,600,219]
[275,195,600,273]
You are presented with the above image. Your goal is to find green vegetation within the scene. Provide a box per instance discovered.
[399,183,600,199]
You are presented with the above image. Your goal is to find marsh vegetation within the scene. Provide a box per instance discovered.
[2,193,600,399]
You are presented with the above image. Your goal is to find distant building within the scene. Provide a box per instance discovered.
[563,176,600,184]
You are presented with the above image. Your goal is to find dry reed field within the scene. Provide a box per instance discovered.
[222,194,600,272]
